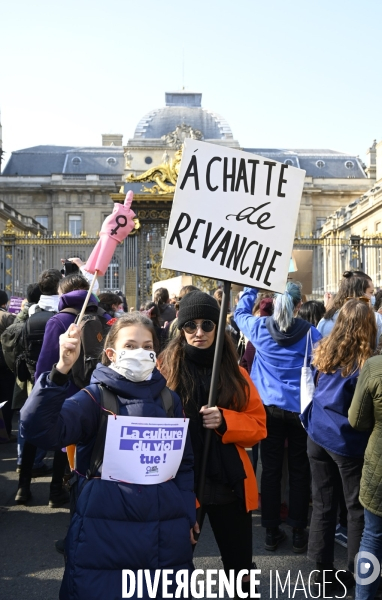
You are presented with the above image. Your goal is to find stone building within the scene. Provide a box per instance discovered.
[0,91,377,302]
[319,140,382,290]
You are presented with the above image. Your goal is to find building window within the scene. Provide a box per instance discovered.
[345,161,354,169]
[68,214,82,237]
[104,263,119,289]
[107,157,117,166]
[315,217,327,231]
[316,160,325,168]
[284,159,294,166]
[145,156,153,165]
[71,157,82,166]
[35,216,48,229]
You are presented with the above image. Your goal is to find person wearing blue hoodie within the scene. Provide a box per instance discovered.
[20,312,195,600]
[235,284,321,553]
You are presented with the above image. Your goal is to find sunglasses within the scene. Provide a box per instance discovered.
[182,320,216,334]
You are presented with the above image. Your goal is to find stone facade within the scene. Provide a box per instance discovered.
[0,175,120,235]
[0,91,377,301]
[319,140,382,290]
[0,91,374,239]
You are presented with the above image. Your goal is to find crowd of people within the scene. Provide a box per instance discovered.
[2,263,382,599]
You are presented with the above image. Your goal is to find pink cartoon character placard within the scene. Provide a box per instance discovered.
[71,191,135,327]
[85,191,136,276]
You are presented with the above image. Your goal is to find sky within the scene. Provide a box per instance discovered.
[1,0,381,164]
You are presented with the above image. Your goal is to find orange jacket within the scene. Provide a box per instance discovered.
[216,367,267,511]
[158,358,267,512]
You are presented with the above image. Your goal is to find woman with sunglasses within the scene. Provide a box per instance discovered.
[160,290,267,596]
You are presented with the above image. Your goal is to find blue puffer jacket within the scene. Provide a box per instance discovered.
[300,369,369,457]
[21,365,195,600]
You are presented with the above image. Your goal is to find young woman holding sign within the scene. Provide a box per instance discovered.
[160,291,267,596]
[20,313,195,600]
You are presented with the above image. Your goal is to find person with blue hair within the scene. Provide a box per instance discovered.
[235,284,321,553]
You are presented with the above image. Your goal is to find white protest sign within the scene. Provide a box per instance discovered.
[162,139,306,293]
[101,416,189,485]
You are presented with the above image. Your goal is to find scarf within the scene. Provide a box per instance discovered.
[184,341,216,367]
[179,342,246,504]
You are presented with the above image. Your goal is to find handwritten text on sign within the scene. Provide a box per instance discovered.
[101,416,189,485]
[162,139,305,292]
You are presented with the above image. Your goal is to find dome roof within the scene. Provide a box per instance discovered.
[133,92,234,140]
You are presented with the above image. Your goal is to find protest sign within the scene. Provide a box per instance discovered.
[101,416,189,485]
[162,139,306,293]
[8,296,23,314]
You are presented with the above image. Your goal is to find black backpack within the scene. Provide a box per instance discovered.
[0,311,16,369]
[60,306,111,389]
[1,320,24,373]
[68,384,174,516]
[17,308,57,382]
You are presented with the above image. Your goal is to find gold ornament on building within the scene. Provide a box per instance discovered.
[3,219,16,236]
[148,250,217,296]
[126,148,183,195]
[149,251,177,284]
[137,210,169,220]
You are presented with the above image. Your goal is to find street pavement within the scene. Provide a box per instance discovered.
[0,417,354,600]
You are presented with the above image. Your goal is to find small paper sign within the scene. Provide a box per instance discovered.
[101,416,189,485]
[8,296,23,314]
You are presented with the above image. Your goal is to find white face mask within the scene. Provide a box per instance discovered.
[370,295,376,307]
[114,310,125,318]
[107,347,156,382]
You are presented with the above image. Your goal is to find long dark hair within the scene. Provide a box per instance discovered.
[159,330,250,411]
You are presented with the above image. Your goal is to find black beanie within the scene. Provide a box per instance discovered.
[0,290,8,307]
[177,291,220,329]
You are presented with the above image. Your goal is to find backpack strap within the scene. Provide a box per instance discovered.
[60,307,79,316]
[61,306,106,319]
[86,385,119,479]
[160,386,174,418]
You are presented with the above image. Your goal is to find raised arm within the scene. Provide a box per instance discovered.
[234,287,260,341]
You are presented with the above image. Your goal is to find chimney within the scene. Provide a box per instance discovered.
[365,139,377,179]
[376,140,382,183]
[102,134,123,147]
